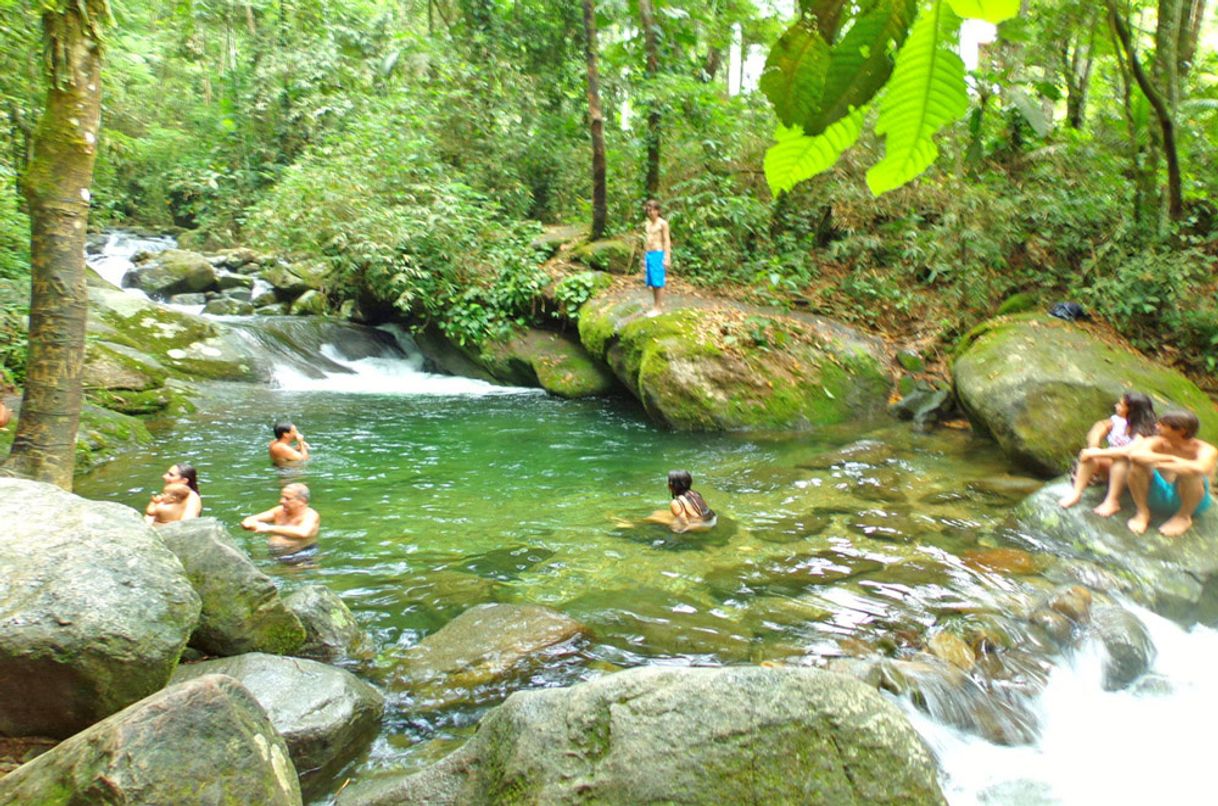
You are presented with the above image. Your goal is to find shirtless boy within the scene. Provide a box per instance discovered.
[145,483,192,526]
[269,422,310,466]
[1080,409,1217,538]
[241,482,320,552]
[642,199,671,316]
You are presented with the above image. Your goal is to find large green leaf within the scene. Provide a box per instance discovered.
[805,0,917,135]
[799,0,851,41]
[759,18,831,128]
[764,111,866,196]
[945,0,1020,24]
[866,1,967,195]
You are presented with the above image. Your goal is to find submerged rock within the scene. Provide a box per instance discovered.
[953,313,1218,474]
[1015,481,1218,624]
[0,479,201,738]
[158,518,306,657]
[0,675,301,804]
[284,585,374,662]
[578,295,891,431]
[388,603,585,710]
[344,666,944,805]
[172,654,384,781]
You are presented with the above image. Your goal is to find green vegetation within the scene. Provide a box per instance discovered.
[0,0,1216,384]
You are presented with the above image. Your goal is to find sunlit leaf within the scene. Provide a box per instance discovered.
[866,1,967,195]
[759,18,831,128]
[945,0,1019,24]
[764,111,865,196]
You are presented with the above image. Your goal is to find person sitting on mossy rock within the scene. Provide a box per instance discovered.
[1081,409,1217,538]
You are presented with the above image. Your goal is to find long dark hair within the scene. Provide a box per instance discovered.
[667,470,713,517]
[1123,392,1157,438]
[174,463,200,494]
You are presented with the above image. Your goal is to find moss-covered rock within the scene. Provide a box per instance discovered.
[531,223,589,258]
[75,403,154,469]
[345,666,943,805]
[122,249,218,299]
[953,313,1218,474]
[290,289,328,316]
[477,328,618,398]
[578,294,891,431]
[284,585,375,663]
[571,237,636,274]
[82,340,166,391]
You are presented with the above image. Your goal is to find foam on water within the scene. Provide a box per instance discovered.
[86,231,174,290]
[912,604,1218,804]
[270,343,542,397]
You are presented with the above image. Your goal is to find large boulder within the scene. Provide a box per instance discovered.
[122,248,218,299]
[578,294,891,430]
[1014,480,1218,624]
[172,654,384,781]
[571,237,635,274]
[388,603,585,710]
[158,519,306,657]
[0,674,301,804]
[476,329,619,398]
[283,585,374,662]
[343,666,943,805]
[0,479,201,738]
[953,313,1218,474]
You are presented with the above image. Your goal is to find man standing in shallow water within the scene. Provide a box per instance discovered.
[269,421,310,466]
[241,482,320,553]
[1081,409,1217,537]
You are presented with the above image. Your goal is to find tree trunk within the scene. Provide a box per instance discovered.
[639,0,661,197]
[581,0,606,239]
[3,0,108,489]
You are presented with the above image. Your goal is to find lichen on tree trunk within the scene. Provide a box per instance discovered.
[2,1,109,490]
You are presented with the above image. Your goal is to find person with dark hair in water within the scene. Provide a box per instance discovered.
[1059,391,1157,515]
[269,421,310,466]
[643,470,717,533]
[146,463,202,522]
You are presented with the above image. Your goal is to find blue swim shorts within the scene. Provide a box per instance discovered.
[645,250,666,288]
[1147,470,1212,517]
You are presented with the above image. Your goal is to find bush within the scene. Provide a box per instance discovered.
[0,170,30,281]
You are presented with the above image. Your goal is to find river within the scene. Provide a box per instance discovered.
[76,233,1218,804]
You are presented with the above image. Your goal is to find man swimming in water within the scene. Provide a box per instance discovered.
[269,422,310,466]
[241,482,320,553]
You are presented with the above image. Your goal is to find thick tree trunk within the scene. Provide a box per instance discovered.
[3,0,108,489]
[582,0,606,239]
[639,0,661,198]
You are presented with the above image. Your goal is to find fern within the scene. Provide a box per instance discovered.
[866,1,967,195]
[764,110,866,195]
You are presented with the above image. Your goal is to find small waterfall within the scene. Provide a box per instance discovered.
[910,605,1218,804]
[87,231,175,290]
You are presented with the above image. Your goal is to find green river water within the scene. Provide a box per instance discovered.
[74,376,1044,799]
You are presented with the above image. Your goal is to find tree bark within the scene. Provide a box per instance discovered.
[1107,0,1183,221]
[3,0,109,489]
[639,0,661,197]
[581,0,606,239]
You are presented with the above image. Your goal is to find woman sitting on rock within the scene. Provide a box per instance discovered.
[644,470,717,533]
[145,463,202,524]
[1059,392,1156,515]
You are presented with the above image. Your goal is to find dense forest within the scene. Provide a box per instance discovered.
[2,0,1217,389]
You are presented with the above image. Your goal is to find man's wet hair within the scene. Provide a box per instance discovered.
[1159,409,1200,440]
[284,482,310,503]
[274,422,294,439]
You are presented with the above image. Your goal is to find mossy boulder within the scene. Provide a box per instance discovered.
[0,675,302,804]
[75,403,154,469]
[204,296,256,316]
[82,340,166,391]
[344,666,943,805]
[571,237,635,274]
[578,295,891,431]
[158,519,307,657]
[290,289,328,316]
[262,263,313,301]
[953,313,1218,474]
[122,248,218,298]
[284,585,375,663]
[531,223,589,258]
[1014,480,1218,624]
[477,328,619,398]
[0,479,201,738]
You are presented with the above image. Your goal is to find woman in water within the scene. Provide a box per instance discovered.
[1058,391,1156,515]
[644,470,717,533]
[146,463,202,523]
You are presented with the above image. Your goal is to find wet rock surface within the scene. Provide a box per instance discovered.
[284,585,375,663]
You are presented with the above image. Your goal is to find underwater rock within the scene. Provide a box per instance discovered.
[0,675,301,804]
[578,295,891,431]
[0,479,200,739]
[172,654,384,782]
[284,585,374,663]
[962,547,1045,576]
[158,519,306,657]
[953,313,1218,475]
[926,631,976,671]
[388,603,585,710]
[342,666,943,805]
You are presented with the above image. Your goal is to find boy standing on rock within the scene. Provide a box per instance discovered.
[642,199,670,316]
[1081,408,1217,537]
